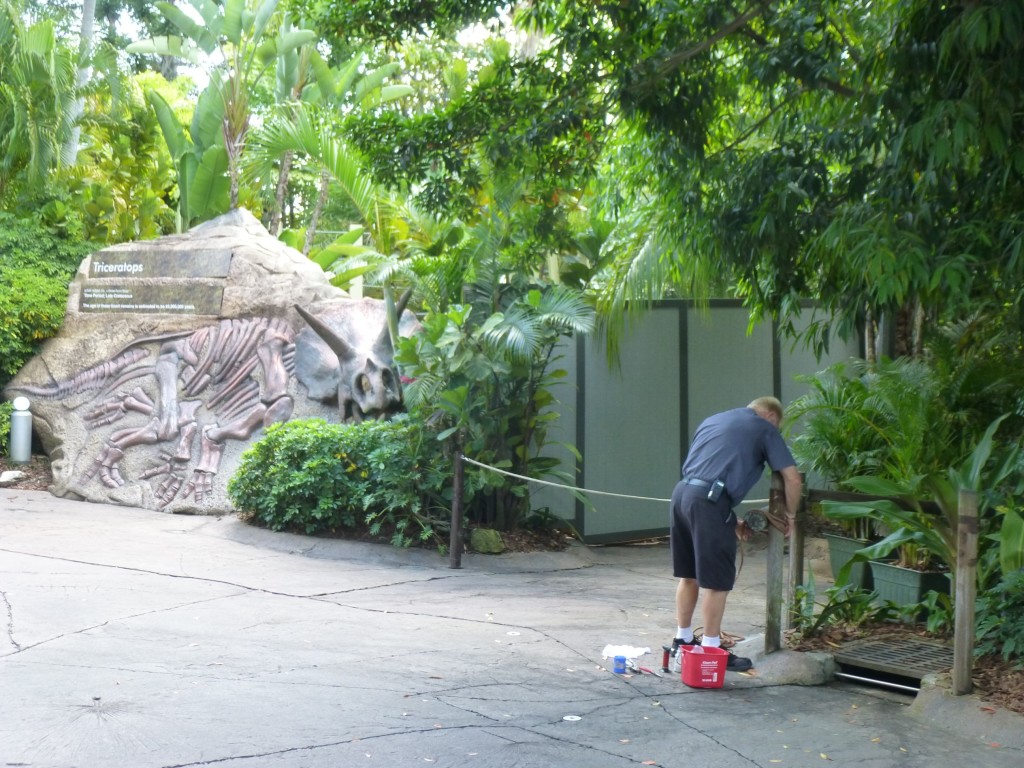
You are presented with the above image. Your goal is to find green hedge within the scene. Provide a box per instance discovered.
[0,213,94,389]
[0,400,10,449]
[227,418,451,548]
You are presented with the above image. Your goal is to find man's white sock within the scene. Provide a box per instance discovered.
[676,626,694,643]
[701,635,722,648]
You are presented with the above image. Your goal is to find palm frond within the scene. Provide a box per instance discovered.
[482,307,543,365]
[535,286,596,334]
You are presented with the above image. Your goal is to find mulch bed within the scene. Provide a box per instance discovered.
[0,455,53,491]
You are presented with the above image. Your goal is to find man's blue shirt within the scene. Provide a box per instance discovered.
[680,407,796,504]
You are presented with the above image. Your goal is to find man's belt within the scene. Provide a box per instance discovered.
[682,477,711,488]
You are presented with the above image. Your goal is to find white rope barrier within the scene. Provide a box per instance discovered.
[459,455,769,506]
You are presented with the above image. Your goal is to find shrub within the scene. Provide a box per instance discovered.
[790,575,897,640]
[227,418,450,548]
[0,213,94,389]
[0,400,10,449]
[0,268,74,381]
[975,569,1024,667]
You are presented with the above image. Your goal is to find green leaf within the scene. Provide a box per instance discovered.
[845,476,910,498]
[252,0,281,41]
[188,146,231,218]
[1000,508,1024,574]
[191,84,226,149]
[145,90,191,160]
[154,2,218,53]
[222,0,246,46]
[126,36,203,66]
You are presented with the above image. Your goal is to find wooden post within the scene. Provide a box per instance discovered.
[952,488,979,694]
[765,472,785,653]
[449,450,465,569]
[786,474,805,629]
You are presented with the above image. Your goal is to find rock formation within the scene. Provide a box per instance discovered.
[4,209,416,513]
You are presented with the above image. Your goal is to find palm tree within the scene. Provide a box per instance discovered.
[0,2,77,205]
[127,0,316,211]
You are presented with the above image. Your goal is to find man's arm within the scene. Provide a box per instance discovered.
[780,465,803,518]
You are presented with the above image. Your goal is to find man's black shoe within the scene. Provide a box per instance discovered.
[724,650,753,671]
[671,635,701,650]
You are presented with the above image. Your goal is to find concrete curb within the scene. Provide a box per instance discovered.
[910,673,1024,750]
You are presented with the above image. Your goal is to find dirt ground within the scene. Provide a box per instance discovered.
[2,454,1020,715]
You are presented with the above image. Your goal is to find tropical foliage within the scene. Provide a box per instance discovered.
[319,1,1024,361]
[127,0,318,227]
[5,0,1024,571]
[975,569,1024,666]
[0,212,95,389]
[788,358,961,488]
[227,418,450,547]
[792,352,1024,587]
[0,1,77,209]
[397,286,594,531]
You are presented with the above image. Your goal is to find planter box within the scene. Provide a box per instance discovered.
[869,560,950,616]
[823,533,873,590]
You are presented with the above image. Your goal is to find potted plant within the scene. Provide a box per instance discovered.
[787,360,897,589]
[821,516,875,590]
[822,415,1013,610]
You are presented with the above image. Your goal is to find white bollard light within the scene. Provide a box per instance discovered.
[9,396,32,464]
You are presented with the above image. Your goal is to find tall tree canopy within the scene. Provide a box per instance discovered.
[309,0,1024,353]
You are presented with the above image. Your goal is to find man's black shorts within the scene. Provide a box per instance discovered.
[669,481,738,590]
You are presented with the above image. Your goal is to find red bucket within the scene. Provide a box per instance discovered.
[681,646,729,688]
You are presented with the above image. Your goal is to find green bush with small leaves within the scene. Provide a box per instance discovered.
[227,418,450,548]
[0,213,94,389]
[0,400,11,449]
[975,569,1024,667]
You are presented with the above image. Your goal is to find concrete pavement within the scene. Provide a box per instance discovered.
[1,487,1021,767]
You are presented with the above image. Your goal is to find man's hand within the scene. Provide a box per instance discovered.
[736,520,753,542]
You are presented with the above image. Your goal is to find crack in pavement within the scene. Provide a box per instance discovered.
[153,689,761,768]
[0,592,246,658]
[2,587,21,652]
[156,719,666,768]
[0,545,461,598]
[0,547,465,660]
[0,549,597,671]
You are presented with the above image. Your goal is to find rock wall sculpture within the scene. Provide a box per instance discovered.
[3,209,417,514]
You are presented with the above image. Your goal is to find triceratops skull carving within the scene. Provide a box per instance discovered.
[294,301,407,422]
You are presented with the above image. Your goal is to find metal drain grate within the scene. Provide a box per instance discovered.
[832,638,953,680]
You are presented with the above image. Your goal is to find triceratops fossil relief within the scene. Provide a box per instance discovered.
[3,209,419,514]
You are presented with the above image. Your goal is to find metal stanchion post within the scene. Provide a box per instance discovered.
[9,396,32,464]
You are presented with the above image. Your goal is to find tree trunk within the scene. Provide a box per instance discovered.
[158,55,178,81]
[893,302,913,358]
[62,0,97,165]
[865,307,877,364]
[268,151,295,236]
[912,300,925,358]
[303,169,331,256]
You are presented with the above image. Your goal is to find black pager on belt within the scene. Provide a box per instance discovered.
[707,479,726,502]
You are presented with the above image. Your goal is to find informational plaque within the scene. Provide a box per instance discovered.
[78,248,232,314]
[80,283,225,314]
[88,248,233,279]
